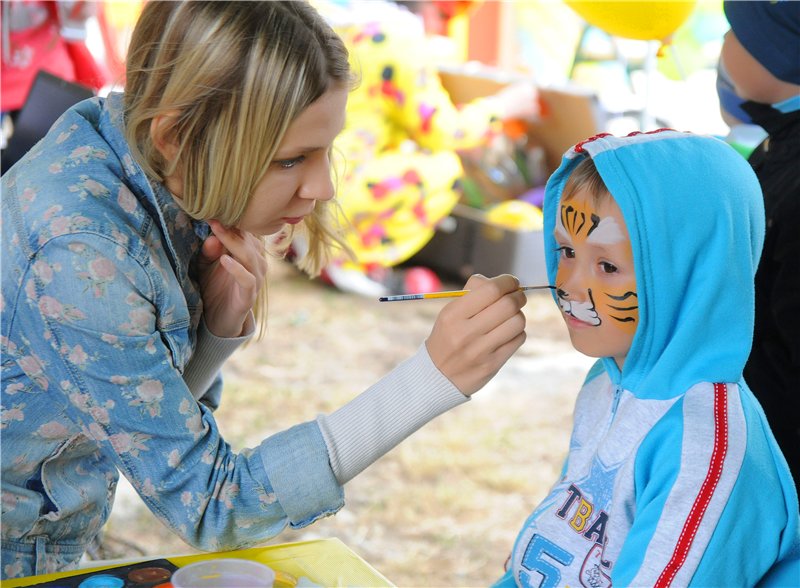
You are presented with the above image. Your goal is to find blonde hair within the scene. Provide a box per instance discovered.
[562,156,610,203]
[124,1,354,335]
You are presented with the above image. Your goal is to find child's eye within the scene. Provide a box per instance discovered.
[556,246,575,259]
[274,155,305,169]
[600,261,618,274]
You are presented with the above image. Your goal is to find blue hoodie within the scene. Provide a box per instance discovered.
[495,130,799,587]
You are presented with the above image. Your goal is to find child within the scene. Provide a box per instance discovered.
[721,0,800,492]
[494,130,799,587]
[0,1,528,578]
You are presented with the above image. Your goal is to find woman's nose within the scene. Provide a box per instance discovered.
[298,157,335,202]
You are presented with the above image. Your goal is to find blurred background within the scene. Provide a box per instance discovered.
[1,1,755,585]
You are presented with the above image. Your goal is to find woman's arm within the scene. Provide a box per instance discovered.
[181,317,252,410]
[319,274,527,484]
[18,232,339,550]
[182,219,263,407]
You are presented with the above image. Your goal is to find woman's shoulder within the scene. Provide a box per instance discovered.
[2,107,157,261]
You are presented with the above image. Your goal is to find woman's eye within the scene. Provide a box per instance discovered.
[557,246,575,259]
[275,156,305,169]
[600,261,618,274]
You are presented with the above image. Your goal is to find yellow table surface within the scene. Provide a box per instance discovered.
[3,538,395,587]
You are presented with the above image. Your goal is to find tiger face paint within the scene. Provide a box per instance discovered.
[554,186,638,369]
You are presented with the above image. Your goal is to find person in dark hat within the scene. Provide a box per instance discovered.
[721,0,800,494]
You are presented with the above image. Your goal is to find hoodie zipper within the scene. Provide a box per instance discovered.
[610,384,622,417]
[599,384,623,440]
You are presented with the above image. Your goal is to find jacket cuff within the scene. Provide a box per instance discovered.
[257,421,344,528]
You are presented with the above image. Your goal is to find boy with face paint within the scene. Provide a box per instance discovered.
[494,130,800,587]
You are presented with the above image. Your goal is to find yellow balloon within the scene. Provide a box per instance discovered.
[486,200,544,231]
[565,1,696,42]
[103,1,145,29]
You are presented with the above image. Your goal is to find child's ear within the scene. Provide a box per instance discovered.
[149,113,181,164]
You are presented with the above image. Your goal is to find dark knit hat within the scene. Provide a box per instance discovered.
[724,0,800,85]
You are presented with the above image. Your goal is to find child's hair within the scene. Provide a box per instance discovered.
[561,155,610,203]
[123,1,354,334]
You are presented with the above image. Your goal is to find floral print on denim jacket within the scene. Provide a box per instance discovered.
[0,93,343,579]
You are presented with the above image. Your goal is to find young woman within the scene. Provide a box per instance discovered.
[0,1,527,577]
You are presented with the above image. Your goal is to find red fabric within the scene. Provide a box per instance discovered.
[654,383,729,587]
[1,1,106,112]
[64,39,106,91]
[1,17,75,112]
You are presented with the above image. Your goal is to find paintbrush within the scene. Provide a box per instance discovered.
[379,285,555,302]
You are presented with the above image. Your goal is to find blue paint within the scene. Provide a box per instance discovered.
[77,574,125,588]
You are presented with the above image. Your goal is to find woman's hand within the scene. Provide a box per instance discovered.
[426,274,527,396]
[193,220,268,338]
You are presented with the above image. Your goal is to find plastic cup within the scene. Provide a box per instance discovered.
[170,558,275,588]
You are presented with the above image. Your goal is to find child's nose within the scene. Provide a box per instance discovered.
[557,265,584,298]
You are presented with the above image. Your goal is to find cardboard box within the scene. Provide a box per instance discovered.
[408,67,602,284]
[437,66,604,174]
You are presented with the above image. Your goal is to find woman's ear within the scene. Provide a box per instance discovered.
[150,113,185,197]
[150,113,181,164]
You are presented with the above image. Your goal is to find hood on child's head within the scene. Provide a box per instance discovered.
[542,130,765,400]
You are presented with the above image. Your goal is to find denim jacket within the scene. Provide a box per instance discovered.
[0,94,343,578]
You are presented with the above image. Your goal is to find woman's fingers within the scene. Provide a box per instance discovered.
[454,273,522,319]
[194,234,226,279]
[207,220,267,281]
[200,233,225,261]
[219,254,258,293]
[472,307,528,355]
[467,287,527,338]
[426,274,528,396]
[437,274,525,339]
[195,221,267,338]
[445,297,527,369]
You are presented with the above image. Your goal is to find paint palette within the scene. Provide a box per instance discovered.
[24,559,179,588]
[5,538,394,588]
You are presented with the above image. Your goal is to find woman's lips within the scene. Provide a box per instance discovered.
[282,216,305,225]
